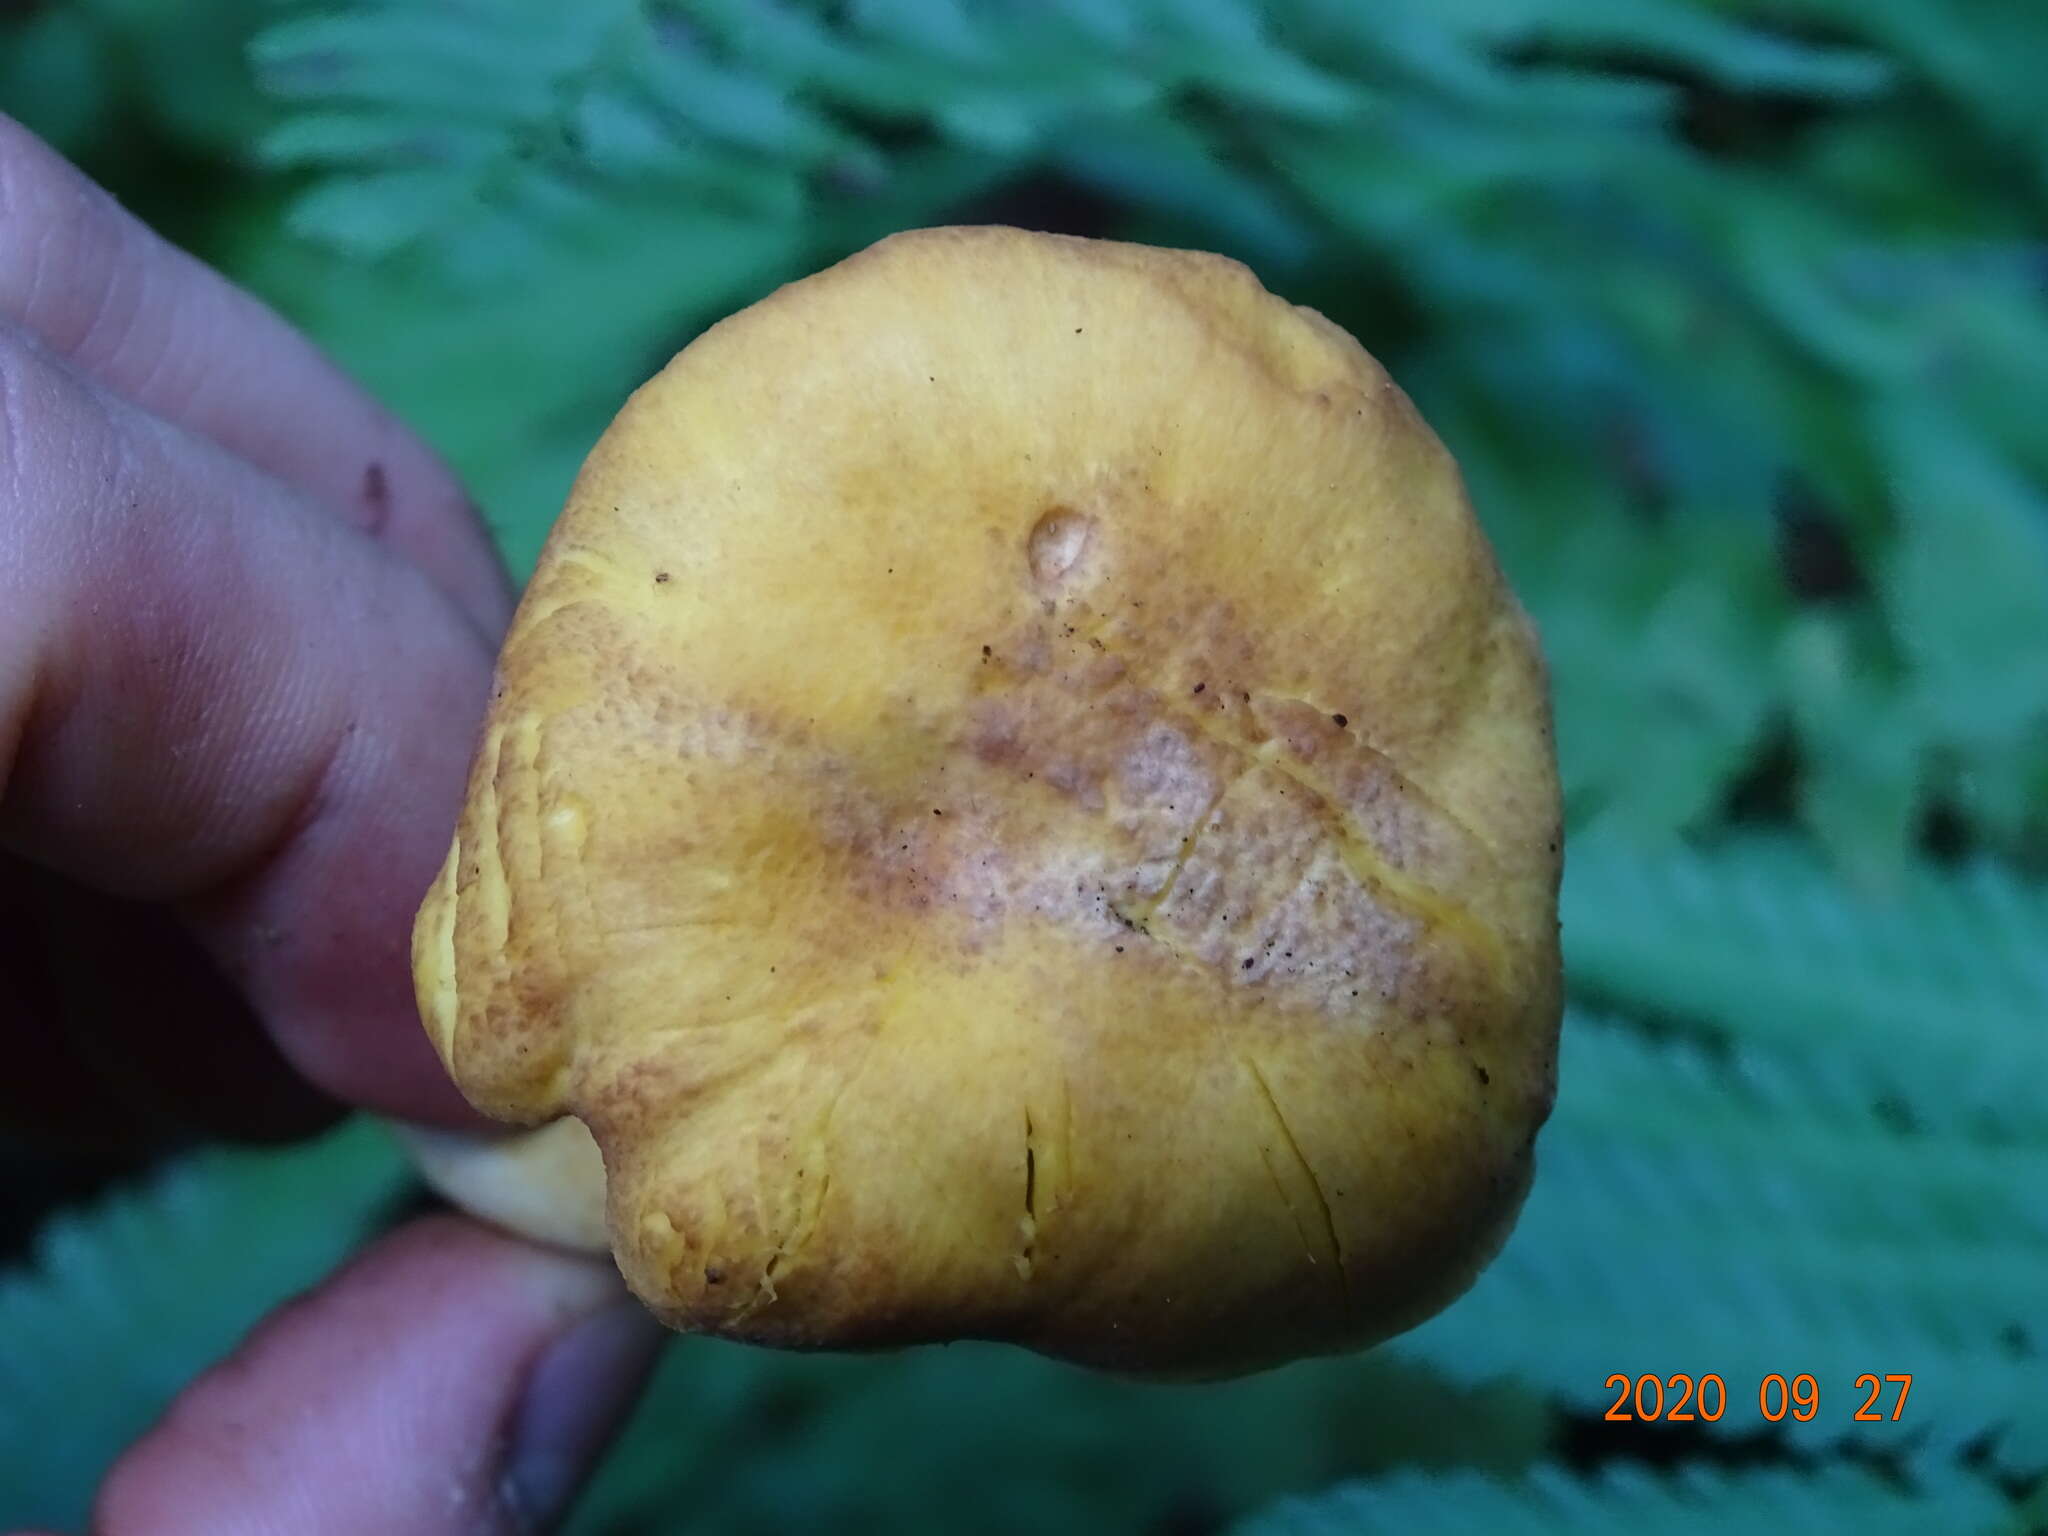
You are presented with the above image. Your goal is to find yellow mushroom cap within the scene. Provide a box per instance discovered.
[412,226,1561,1377]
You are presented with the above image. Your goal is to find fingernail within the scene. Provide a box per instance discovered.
[501,1299,665,1533]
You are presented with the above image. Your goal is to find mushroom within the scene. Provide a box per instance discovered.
[410,227,1561,1377]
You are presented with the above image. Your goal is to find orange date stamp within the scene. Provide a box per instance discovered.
[1602,1373,1913,1424]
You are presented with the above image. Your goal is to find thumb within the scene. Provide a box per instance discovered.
[85,1217,663,1536]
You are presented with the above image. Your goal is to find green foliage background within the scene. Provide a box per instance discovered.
[4,0,2045,1530]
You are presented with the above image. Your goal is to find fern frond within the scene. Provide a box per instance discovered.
[569,1334,1552,1534]
[1237,1461,2009,1536]
[1394,1014,2046,1469]
[250,0,2048,867]
[254,3,713,256]
[1876,398,2048,753]
[1721,0,2048,191]
[0,1120,407,1530]
[1562,834,2048,1133]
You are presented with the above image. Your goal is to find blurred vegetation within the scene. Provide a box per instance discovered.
[3,0,2045,1531]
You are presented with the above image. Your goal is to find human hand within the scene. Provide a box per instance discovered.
[0,117,661,1533]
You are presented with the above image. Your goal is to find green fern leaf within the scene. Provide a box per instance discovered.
[622,30,869,165]
[570,1337,1550,1535]
[1779,613,1921,886]
[1876,398,2048,752]
[1560,835,2048,1132]
[0,1120,407,1530]
[1394,1014,2046,1469]
[1438,0,1897,98]
[258,109,504,171]
[1237,1462,2010,1536]
[1726,0,2048,190]
[246,0,2048,870]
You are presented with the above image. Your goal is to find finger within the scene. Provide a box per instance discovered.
[91,1216,665,1536]
[0,854,340,1147]
[0,113,512,637]
[0,324,488,1123]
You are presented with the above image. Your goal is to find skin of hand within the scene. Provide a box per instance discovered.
[0,116,664,1535]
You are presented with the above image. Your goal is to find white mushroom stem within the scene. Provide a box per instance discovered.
[390,1115,612,1253]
